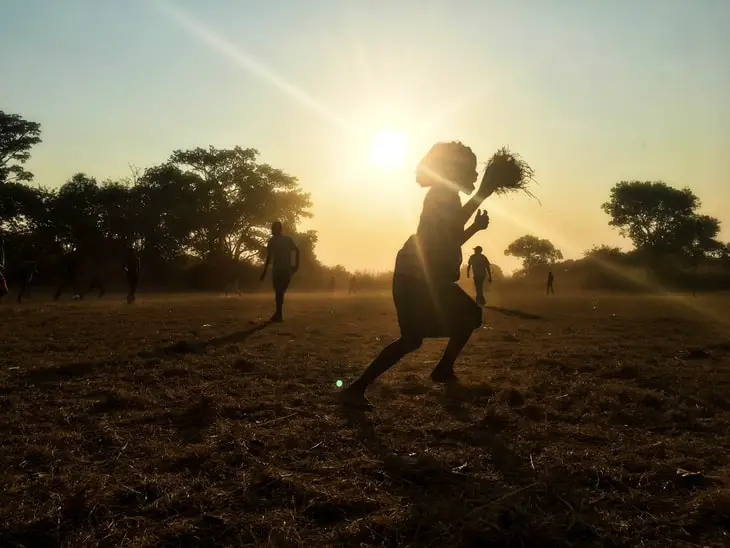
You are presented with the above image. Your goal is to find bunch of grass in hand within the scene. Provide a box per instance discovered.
[485,147,537,199]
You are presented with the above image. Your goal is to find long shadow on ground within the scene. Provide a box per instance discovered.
[486,306,544,321]
[15,322,272,389]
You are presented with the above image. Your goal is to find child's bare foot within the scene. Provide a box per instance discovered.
[269,313,283,323]
[338,386,374,410]
[430,368,459,383]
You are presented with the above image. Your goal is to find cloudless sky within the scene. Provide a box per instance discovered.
[2,0,729,273]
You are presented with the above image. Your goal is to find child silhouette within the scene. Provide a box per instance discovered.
[340,141,500,409]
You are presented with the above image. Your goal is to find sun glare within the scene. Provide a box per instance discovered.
[369,129,407,169]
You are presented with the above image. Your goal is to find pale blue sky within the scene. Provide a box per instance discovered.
[2,0,729,272]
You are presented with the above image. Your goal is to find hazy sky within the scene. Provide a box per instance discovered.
[2,0,729,273]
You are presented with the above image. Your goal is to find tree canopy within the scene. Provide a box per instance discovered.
[504,235,563,271]
[601,181,722,261]
[0,111,42,184]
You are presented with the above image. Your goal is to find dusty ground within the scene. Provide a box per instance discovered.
[1,289,730,547]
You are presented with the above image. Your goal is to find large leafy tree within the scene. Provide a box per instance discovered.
[166,146,312,261]
[0,111,42,184]
[505,235,563,271]
[601,181,721,259]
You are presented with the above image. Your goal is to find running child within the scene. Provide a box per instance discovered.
[339,141,502,409]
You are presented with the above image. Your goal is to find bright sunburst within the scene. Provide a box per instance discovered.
[369,129,408,169]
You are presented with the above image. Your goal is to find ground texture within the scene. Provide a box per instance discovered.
[1,291,730,547]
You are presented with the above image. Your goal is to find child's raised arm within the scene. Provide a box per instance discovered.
[461,168,499,224]
[460,210,490,246]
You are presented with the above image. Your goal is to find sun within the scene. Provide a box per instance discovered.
[369,129,408,169]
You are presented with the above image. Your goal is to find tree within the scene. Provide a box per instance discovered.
[601,181,721,258]
[505,235,563,271]
[0,111,42,184]
[134,164,200,260]
[165,146,312,261]
[49,173,104,251]
[583,245,624,261]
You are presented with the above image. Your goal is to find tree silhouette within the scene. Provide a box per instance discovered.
[0,111,42,184]
[505,235,563,271]
[601,181,721,260]
[165,146,312,262]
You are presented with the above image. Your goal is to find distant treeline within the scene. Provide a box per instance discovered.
[2,110,728,295]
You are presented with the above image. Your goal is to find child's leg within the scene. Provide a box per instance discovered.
[346,336,423,394]
[431,328,473,382]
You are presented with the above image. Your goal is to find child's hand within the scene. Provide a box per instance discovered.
[473,209,490,230]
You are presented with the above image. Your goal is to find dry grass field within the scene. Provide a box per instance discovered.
[1,289,730,547]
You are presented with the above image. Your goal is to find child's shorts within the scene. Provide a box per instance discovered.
[392,274,482,339]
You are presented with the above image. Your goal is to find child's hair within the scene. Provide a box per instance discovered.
[271,221,283,235]
[415,141,478,190]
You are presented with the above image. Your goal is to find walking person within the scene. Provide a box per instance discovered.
[466,246,492,306]
[124,248,140,304]
[260,222,300,322]
[547,270,555,295]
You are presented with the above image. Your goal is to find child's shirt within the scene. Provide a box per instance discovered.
[394,187,463,284]
[267,235,297,273]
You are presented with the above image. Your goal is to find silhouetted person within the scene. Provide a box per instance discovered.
[340,141,496,409]
[467,246,492,306]
[0,235,7,299]
[329,275,336,293]
[260,221,299,322]
[349,275,357,294]
[54,250,83,300]
[86,274,106,299]
[16,260,39,303]
[124,248,140,304]
[547,271,555,295]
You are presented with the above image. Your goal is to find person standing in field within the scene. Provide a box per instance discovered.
[466,245,492,306]
[16,260,39,303]
[54,249,83,300]
[339,141,500,409]
[0,235,8,299]
[260,221,300,322]
[124,248,141,304]
[547,271,555,295]
[349,275,357,295]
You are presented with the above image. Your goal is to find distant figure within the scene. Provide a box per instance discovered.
[54,250,83,300]
[340,141,496,409]
[329,275,336,293]
[547,271,555,295]
[86,274,106,299]
[349,275,357,295]
[260,221,300,322]
[225,278,242,297]
[466,246,492,306]
[16,260,39,303]
[124,248,140,304]
[0,235,8,299]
